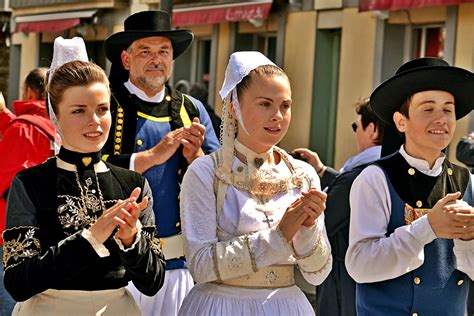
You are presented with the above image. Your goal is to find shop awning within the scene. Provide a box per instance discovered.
[172,0,273,26]
[15,10,97,33]
[359,0,474,11]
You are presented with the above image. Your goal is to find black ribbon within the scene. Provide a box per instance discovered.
[57,147,101,176]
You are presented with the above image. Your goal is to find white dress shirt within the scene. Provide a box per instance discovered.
[346,145,474,283]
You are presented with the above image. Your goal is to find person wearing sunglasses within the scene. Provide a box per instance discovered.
[291,98,384,316]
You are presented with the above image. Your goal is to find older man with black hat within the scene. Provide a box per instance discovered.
[103,10,219,316]
[345,57,474,315]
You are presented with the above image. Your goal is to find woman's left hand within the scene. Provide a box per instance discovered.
[115,187,148,248]
[300,188,327,227]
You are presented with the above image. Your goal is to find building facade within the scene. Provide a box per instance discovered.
[6,0,474,167]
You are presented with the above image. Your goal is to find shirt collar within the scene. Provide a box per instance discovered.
[399,145,446,177]
[123,80,165,103]
[340,145,381,172]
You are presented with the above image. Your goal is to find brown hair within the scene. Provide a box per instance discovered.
[356,98,385,145]
[397,96,412,119]
[24,67,48,100]
[235,64,289,101]
[47,60,109,115]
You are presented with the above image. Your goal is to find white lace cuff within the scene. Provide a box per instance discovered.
[81,229,110,258]
[295,234,330,274]
[214,234,255,280]
[114,221,143,252]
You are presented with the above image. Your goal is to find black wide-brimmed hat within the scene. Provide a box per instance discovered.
[104,10,193,63]
[370,57,474,125]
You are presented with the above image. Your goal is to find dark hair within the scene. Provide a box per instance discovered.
[47,60,109,115]
[24,67,48,100]
[235,64,289,101]
[189,83,208,104]
[356,98,385,145]
[397,96,412,119]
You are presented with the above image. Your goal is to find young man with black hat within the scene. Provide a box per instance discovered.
[103,10,219,316]
[345,58,474,315]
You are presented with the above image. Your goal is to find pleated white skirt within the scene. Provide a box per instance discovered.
[178,283,315,316]
[127,268,194,316]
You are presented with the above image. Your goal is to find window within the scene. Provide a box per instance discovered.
[412,25,445,58]
[235,32,276,62]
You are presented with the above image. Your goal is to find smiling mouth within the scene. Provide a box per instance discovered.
[84,132,102,138]
[428,130,448,135]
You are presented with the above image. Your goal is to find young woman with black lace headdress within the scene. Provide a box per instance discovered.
[2,37,165,315]
[178,52,332,315]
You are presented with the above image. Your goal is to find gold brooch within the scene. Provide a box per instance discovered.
[82,157,92,167]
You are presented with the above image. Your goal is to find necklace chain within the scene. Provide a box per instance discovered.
[74,168,108,214]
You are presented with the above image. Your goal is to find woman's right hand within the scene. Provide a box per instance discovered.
[278,189,327,241]
[89,189,145,244]
[278,199,308,241]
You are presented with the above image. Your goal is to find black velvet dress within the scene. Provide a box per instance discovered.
[2,157,165,303]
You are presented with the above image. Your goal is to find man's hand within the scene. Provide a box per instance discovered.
[292,148,325,173]
[181,117,206,163]
[151,128,184,163]
[135,128,184,174]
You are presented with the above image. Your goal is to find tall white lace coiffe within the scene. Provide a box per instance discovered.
[47,37,89,154]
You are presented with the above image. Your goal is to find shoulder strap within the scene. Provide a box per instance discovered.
[169,89,200,128]
[210,150,228,221]
[182,94,200,122]
[12,114,56,141]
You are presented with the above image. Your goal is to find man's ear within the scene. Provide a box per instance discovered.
[121,50,130,70]
[367,122,379,142]
[393,111,407,133]
[25,87,40,101]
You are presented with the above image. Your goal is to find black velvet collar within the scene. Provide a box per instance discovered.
[57,147,101,171]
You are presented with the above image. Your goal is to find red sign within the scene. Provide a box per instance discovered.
[16,18,80,33]
[359,0,474,11]
[173,2,272,26]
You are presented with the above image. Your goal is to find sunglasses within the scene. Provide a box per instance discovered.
[351,122,358,132]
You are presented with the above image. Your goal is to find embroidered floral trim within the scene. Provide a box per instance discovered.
[296,234,330,274]
[275,226,294,255]
[57,194,117,235]
[57,195,96,233]
[3,226,41,270]
[141,225,164,257]
[245,235,258,273]
[298,255,331,275]
[404,203,430,225]
[215,148,311,197]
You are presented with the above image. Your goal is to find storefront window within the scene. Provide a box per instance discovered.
[412,25,445,58]
[235,32,276,62]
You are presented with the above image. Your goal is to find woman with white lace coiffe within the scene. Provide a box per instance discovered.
[178,51,332,315]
